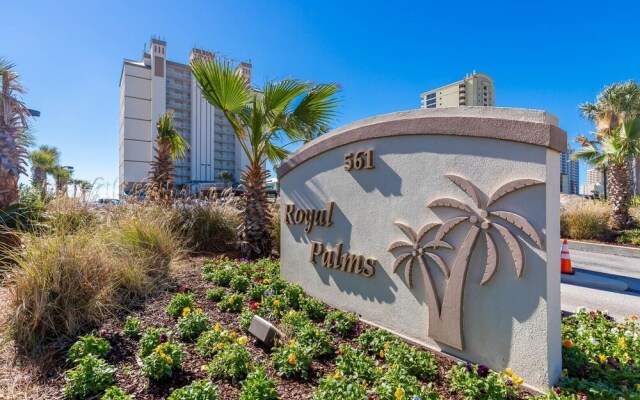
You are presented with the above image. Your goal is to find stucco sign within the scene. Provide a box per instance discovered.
[277,107,566,389]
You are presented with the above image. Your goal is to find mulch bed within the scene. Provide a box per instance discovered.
[3,255,535,399]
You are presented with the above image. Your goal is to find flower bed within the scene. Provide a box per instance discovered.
[48,257,639,399]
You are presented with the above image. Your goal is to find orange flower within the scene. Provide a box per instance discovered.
[288,354,297,365]
[562,339,573,348]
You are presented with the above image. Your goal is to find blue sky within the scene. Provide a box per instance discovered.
[3,0,639,196]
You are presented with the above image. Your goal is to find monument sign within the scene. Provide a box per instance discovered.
[278,107,566,389]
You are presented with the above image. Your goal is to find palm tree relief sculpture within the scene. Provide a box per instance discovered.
[388,175,545,350]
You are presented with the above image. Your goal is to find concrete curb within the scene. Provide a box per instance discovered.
[565,240,640,259]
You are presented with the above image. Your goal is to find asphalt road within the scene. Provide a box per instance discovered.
[561,249,640,319]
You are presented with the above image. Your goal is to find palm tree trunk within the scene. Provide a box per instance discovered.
[239,163,272,259]
[608,162,631,229]
[427,225,481,350]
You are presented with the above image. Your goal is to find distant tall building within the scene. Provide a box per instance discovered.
[420,72,494,109]
[560,149,579,194]
[119,37,251,195]
[580,168,604,196]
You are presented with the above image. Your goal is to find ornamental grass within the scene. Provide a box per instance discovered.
[560,201,611,239]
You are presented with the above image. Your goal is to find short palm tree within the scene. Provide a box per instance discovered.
[579,80,640,138]
[29,145,59,197]
[52,165,72,195]
[574,118,640,229]
[0,58,31,207]
[218,170,234,186]
[148,113,189,193]
[191,58,339,258]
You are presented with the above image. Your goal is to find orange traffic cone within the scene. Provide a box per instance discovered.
[561,239,574,275]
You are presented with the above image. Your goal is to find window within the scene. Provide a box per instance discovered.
[426,93,436,100]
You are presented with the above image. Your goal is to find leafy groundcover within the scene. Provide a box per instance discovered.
[55,258,639,399]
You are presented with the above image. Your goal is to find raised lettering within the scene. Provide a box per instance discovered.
[285,204,295,224]
[304,209,316,233]
[342,254,363,274]
[322,251,333,267]
[309,241,324,263]
[294,209,305,224]
[361,258,377,277]
[326,202,335,227]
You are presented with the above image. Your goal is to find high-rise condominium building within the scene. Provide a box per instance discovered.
[119,37,251,195]
[420,72,494,109]
[560,149,579,195]
[580,168,605,196]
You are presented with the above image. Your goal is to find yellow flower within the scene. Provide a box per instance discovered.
[238,336,248,345]
[512,375,523,387]
[379,350,385,358]
[598,354,607,364]
[228,297,235,305]
[289,338,296,346]
[216,343,224,350]
[229,332,238,340]
[631,315,638,321]
[288,354,297,365]
[562,339,573,348]
[384,342,390,350]
[289,310,296,316]
[195,308,203,313]
[505,367,513,377]
[155,344,165,354]
[618,338,628,349]
[182,307,191,317]
[394,387,404,400]
[165,356,173,364]
[273,299,280,307]
[263,278,272,284]
[274,309,279,315]
[334,369,341,379]
[200,364,208,372]
[214,323,221,332]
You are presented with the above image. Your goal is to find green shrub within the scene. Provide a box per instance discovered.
[239,309,259,332]
[618,229,640,245]
[167,379,219,400]
[219,293,244,312]
[139,327,173,358]
[272,343,313,379]
[301,298,326,321]
[358,328,397,355]
[207,343,252,383]
[206,287,226,302]
[168,200,240,253]
[247,284,267,301]
[283,284,304,309]
[63,354,116,399]
[141,341,183,380]
[268,278,289,294]
[67,334,111,365]
[447,363,518,400]
[123,316,141,339]
[281,309,312,334]
[177,308,210,340]
[195,324,234,357]
[296,325,334,358]
[209,268,235,286]
[374,365,438,400]
[384,342,438,380]
[334,344,379,382]
[240,367,279,400]
[166,292,195,318]
[312,373,368,400]
[230,275,251,293]
[325,310,358,337]
[561,202,610,239]
[101,386,133,400]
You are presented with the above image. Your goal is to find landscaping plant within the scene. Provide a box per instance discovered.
[207,343,252,383]
[166,292,195,318]
[281,309,312,334]
[301,297,327,321]
[325,310,359,337]
[177,307,210,340]
[373,365,438,400]
[141,341,184,380]
[195,323,236,357]
[312,373,368,400]
[67,334,111,365]
[139,327,173,358]
[358,328,397,355]
[283,283,304,309]
[295,325,334,358]
[206,287,226,302]
[101,386,133,400]
[230,274,251,293]
[334,344,379,382]
[384,342,438,380]
[63,354,116,399]
[240,367,279,400]
[219,293,244,312]
[123,316,141,339]
[167,379,219,400]
[447,362,519,400]
[272,342,313,379]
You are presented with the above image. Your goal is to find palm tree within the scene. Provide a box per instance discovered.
[29,145,59,197]
[389,174,544,350]
[218,170,234,187]
[148,113,189,196]
[574,118,640,229]
[52,166,72,195]
[0,58,31,207]
[579,81,640,138]
[191,58,339,258]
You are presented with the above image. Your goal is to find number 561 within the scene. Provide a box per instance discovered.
[344,150,374,171]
